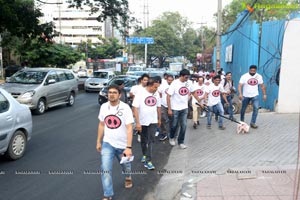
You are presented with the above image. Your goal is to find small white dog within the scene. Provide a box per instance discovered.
[237,121,250,134]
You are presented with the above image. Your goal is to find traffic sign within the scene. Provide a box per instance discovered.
[126,37,154,44]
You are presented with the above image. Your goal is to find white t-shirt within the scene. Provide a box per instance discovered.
[204,78,212,86]
[98,101,134,149]
[239,73,263,98]
[167,79,192,110]
[205,84,225,106]
[158,81,170,107]
[191,83,206,105]
[130,84,143,96]
[132,88,161,126]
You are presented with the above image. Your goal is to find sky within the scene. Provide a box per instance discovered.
[128,0,233,29]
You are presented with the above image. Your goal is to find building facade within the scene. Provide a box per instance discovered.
[37,1,105,45]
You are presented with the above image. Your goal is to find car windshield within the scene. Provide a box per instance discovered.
[7,70,47,84]
[128,66,143,71]
[93,72,108,79]
[108,77,137,87]
[149,71,164,78]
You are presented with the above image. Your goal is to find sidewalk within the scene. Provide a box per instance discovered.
[150,112,299,200]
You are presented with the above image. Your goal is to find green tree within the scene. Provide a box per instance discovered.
[131,12,193,67]
[130,11,217,67]
[221,0,295,33]
[78,37,123,60]
[21,39,82,67]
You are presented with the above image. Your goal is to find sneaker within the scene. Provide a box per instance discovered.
[144,161,155,170]
[179,144,187,149]
[218,126,226,130]
[159,134,168,141]
[169,138,176,146]
[250,123,258,129]
[193,123,197,129]
[155,131,160,137]
[137,134,141,143]
[207,125,211,129]
[141,155,146,163]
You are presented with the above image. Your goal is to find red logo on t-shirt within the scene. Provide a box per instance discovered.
[179,87,189,96]
[212,90,220,97]
[144,96,157,106]
[196,89,204,96]
[247,78,258,86]
[104,115,121,129]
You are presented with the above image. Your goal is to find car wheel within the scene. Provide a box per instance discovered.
[34,98,46,115]
[67,92,75,106]
[98,96,106,105]
[5,130,27,160]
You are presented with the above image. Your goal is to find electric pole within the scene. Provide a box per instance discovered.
[216,0,222,72]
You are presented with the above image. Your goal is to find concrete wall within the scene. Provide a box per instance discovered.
[277,18,300,113]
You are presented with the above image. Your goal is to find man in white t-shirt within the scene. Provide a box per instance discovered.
[132,77,161,170]
[129,73,149,143]
[129,73,149,100]
[191,76,206,129]
[204,75,229,130]
[167,69,204,149]
[220,72,236,121]
[97,84,134,199]
[158,74,174,141]
[238,65,267,128]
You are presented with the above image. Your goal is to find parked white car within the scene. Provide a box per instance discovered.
[0,88,32,160]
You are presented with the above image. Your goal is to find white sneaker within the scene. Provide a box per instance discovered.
[137,135,141,143]
[155,131,160,137]
[169,138,176,146]
[179,144,187,149]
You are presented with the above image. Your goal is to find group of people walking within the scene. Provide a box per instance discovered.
[96,65,267,200]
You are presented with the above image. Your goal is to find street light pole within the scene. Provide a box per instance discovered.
[216,0,222,72]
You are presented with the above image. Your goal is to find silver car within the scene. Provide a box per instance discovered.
[0,68,78,115]
[84,70,115,92]
[0,88,32,160]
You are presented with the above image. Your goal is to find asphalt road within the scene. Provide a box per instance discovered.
[0,92,172,200]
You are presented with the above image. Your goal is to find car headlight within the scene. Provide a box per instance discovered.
[99,91,107,96]
[21,90,35,98]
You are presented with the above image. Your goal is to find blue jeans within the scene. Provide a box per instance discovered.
[221,95,234,118]
[170,108,188,144]
[240,95,259,124]
[101,142,131,197]
[207,102,224,127]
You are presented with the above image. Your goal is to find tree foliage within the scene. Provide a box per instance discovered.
[21,39,83,68]
[0,0,55,43]
[130,12,216,67]
[68,0,141,37]
[221,0,296,33]
[78,37,123,60]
